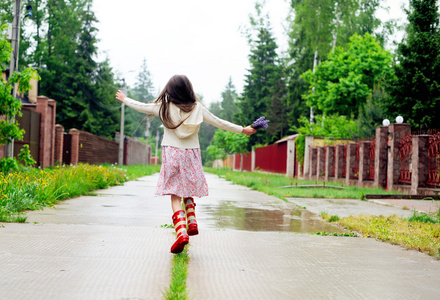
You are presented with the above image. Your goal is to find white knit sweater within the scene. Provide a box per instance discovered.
[123,97,243,149]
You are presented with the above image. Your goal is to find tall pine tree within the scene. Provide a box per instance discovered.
[237,1,285,146]
[126,58,158,139]
[12,0,121,139]
[385,0,440,129]
[220,77,239,122]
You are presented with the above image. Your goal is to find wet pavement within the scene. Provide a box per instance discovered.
[286,197,416,218]
[198,174,344,234]
[1,172,440,300]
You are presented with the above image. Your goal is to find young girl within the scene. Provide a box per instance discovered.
[115,75,256,254]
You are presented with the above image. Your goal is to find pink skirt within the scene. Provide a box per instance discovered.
[155,146,209,198]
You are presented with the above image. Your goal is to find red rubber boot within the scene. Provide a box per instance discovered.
[184,198,199,236]
[170,210,189,254]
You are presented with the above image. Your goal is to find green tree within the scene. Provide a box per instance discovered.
[12,0,121,139]
[384,0,440,129]
[92,58,122,138]
[207,130,250,160]
[286,0,394,129]
[301,33,394,118]
[237,1,285,146]
[0,25,39,171]
[219,77,239,122]
[126,58,158,139]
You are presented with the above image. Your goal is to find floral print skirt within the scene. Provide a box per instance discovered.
[155,146,208,198]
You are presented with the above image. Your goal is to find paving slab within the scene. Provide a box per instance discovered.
[0,175,173,300]
[0,223,171,300]
[187,230,440,300]
[371,199,440,215]
[286,197,416,218]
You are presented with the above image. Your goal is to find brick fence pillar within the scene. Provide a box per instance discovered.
[286,139,295,177]
[387,123,411,191]
[325,146,335,181]
[346,143,357,185]
[374,126,388,189]
[317,147,325,179]
[36,96,56,168]
[304,136,314,178]
[411,135,430,194]
[68,129,80,165]
[359,141,371,185]
[54,124,64,164]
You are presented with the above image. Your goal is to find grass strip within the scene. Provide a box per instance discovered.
[120,163,161,181]
[0,163,160,222]
[322,213,440,258]
[163,247,190,300]
[205,167,398,200]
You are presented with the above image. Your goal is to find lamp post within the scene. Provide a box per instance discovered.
[155,128,159,165]
[5,0,23,158]
[118,80,127,166]
[145,119,150,164]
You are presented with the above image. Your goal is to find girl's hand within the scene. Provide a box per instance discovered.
[242,126,257,136]
[115,90,126,103]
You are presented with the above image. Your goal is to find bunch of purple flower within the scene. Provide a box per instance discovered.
[251,116,270,129]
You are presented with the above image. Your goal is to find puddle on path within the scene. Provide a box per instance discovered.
[201,201,345,234]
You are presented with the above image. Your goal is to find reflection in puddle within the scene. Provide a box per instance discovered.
[203,201,345,234]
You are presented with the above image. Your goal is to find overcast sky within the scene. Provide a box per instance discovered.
[92,0,407,105]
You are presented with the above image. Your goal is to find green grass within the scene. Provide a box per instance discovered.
[163,247,190,300]
[408,210,440,224]
[0,163,160,222]
[314,231,357,237]
[205,167,398,200]
[119,163,161,180]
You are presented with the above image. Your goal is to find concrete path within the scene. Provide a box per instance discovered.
[0,175,174,300]
[286,197,440,218]
[1,173,440,300]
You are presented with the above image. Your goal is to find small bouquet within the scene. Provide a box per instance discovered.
[251,116,270,129]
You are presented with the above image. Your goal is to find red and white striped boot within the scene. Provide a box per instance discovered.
[184,198,199,236]
[171,210,189,254]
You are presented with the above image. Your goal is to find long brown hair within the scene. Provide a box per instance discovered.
[155,75,197,129]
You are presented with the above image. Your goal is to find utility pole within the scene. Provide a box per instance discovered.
[145,119,150,164]
[118,80,126,165]
[5,0,22,158]
[155,128,159,165]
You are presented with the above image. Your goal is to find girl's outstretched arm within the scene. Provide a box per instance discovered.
[115,90,160,116]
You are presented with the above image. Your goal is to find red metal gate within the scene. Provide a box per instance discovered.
[63,133,72,165]
[354,143,360,179]
[14,108,40,164]
[428,132,440,186]
[399,134,413,184]
[342,145,347,178]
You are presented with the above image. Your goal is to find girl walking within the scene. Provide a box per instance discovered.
[115,75,256,254]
